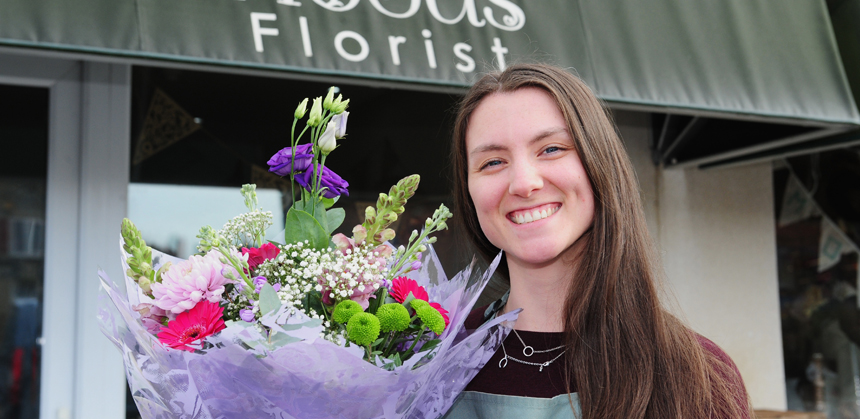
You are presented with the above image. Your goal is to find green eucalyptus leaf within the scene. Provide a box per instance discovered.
[325,208,346,234]
[259,282,281,315]
[284,208,330,250]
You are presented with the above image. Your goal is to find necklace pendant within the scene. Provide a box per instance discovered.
[499,356,508,369]
[539,362,549,372]
[522,345,534,357]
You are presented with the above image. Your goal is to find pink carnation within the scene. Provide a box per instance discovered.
[151,250,240,315]
[241,242,280,271]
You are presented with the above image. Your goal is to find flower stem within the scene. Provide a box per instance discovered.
[402,327,426,360]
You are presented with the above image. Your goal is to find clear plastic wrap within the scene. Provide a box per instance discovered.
[98,244,517,419]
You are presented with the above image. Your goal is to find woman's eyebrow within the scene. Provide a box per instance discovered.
[468,127,569,157]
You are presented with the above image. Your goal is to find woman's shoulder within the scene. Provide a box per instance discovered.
[694,334,743,379]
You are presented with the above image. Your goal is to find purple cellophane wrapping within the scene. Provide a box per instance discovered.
[98,243,517,419]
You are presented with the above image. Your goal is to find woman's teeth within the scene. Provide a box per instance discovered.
[511,206,559,225]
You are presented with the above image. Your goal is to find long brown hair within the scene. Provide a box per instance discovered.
[452,63,752,418]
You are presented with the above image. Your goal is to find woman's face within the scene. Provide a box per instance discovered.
[466,87,594,270]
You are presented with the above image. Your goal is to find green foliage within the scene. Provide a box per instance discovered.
[376,303,411,333]
[283,207,329,250]
[258,283,281,316]
[346,312,381,347]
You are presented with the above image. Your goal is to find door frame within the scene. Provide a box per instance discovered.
[0,51,131,419]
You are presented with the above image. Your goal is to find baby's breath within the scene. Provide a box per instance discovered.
[219,210,273,247]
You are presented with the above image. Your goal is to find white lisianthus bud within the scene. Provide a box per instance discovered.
[332,112,349,139]
[323,86,336,110]
[294,98,309,119]
[318,121,337,155]
[308,96,323,127]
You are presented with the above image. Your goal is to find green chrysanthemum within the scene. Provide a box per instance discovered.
[346,312,381,347]
[416,305,445,335]
[376,303,411,333]
[332,300,363,324]
[409,298,429,311]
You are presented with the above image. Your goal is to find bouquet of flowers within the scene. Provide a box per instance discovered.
[98,88,519,419]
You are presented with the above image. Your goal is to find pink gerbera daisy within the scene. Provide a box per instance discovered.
[390,277,429,303]
[157,300,226,352]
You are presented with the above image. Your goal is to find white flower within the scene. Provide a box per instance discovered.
[319,121,337,155]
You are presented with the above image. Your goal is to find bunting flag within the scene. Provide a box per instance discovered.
[818,217,855,272]
[132,89,200,165]
[779,175,819,227]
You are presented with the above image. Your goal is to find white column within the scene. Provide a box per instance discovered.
[73,61,131,419]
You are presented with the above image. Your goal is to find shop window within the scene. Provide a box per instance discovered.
[775,150,860,417]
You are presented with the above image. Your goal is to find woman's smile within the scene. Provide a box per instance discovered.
[507,203,561,225]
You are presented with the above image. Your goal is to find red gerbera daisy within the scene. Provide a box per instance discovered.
[157,301,226,352]
[390,277,429,303]
[429,302,450,327]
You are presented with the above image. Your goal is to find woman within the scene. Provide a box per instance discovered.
[444,63,753,418]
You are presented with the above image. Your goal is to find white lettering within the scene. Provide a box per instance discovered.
[425,0,485,27]
[313,0,360,11]
[250,13,279,52]
[422,29,437,69]
[276,0,302,6]
[388,36,407,66]
[299,16,313,57]
[453,42,475,72]
[334,30,370,62]
[491,37,508,70]
[368,0,421,19]
[484,0,525,31]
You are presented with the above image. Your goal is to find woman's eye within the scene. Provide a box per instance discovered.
[480,160,502,170]
[543,146,562,155]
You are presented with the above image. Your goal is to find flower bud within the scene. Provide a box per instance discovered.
[323,87,336,110]
[308,96,323,127]
[364,206,376,223]
[381,228,396,242]
[333,98,350,114]
[137,276,152,294]
[384,212,397,223]
[318,120,337,155]
[294,98,309,119]
[418,245,427,252]
[332,112,348,139]
[425,218,433,227]
[426,237,437,244]
[409,230,419,242]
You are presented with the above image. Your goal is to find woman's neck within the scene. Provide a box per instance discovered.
[503,260,570,332]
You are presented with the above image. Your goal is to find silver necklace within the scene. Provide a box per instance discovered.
[498,329,566,372]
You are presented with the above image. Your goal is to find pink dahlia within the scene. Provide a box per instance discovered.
[241,242,280,271]
[157,300,226,351]
[151,250,239,315]
[390,277,429,303]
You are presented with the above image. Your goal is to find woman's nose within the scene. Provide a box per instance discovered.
[508,161,543,197]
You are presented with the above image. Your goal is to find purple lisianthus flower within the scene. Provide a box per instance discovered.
[239,308,255,323]
[411,261,422,271]
[268,143,314,176]
[296,163,349,198]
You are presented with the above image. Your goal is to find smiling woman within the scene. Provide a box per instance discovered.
[444,64,755,419]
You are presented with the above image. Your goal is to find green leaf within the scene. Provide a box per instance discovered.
[284,208,330,250]
[259,282,281,315]
[418,339,442,353]
[321,196,340,209]
[325,208,345,234]
[393,352,403,366]
[372,337,386,347]
[301,290,325,317]
[366,287,388,315]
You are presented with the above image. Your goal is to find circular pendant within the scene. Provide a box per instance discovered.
[522,345,534,357]
[498,356,509,369]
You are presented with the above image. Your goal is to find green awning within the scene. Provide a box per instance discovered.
[2,0,858,127]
